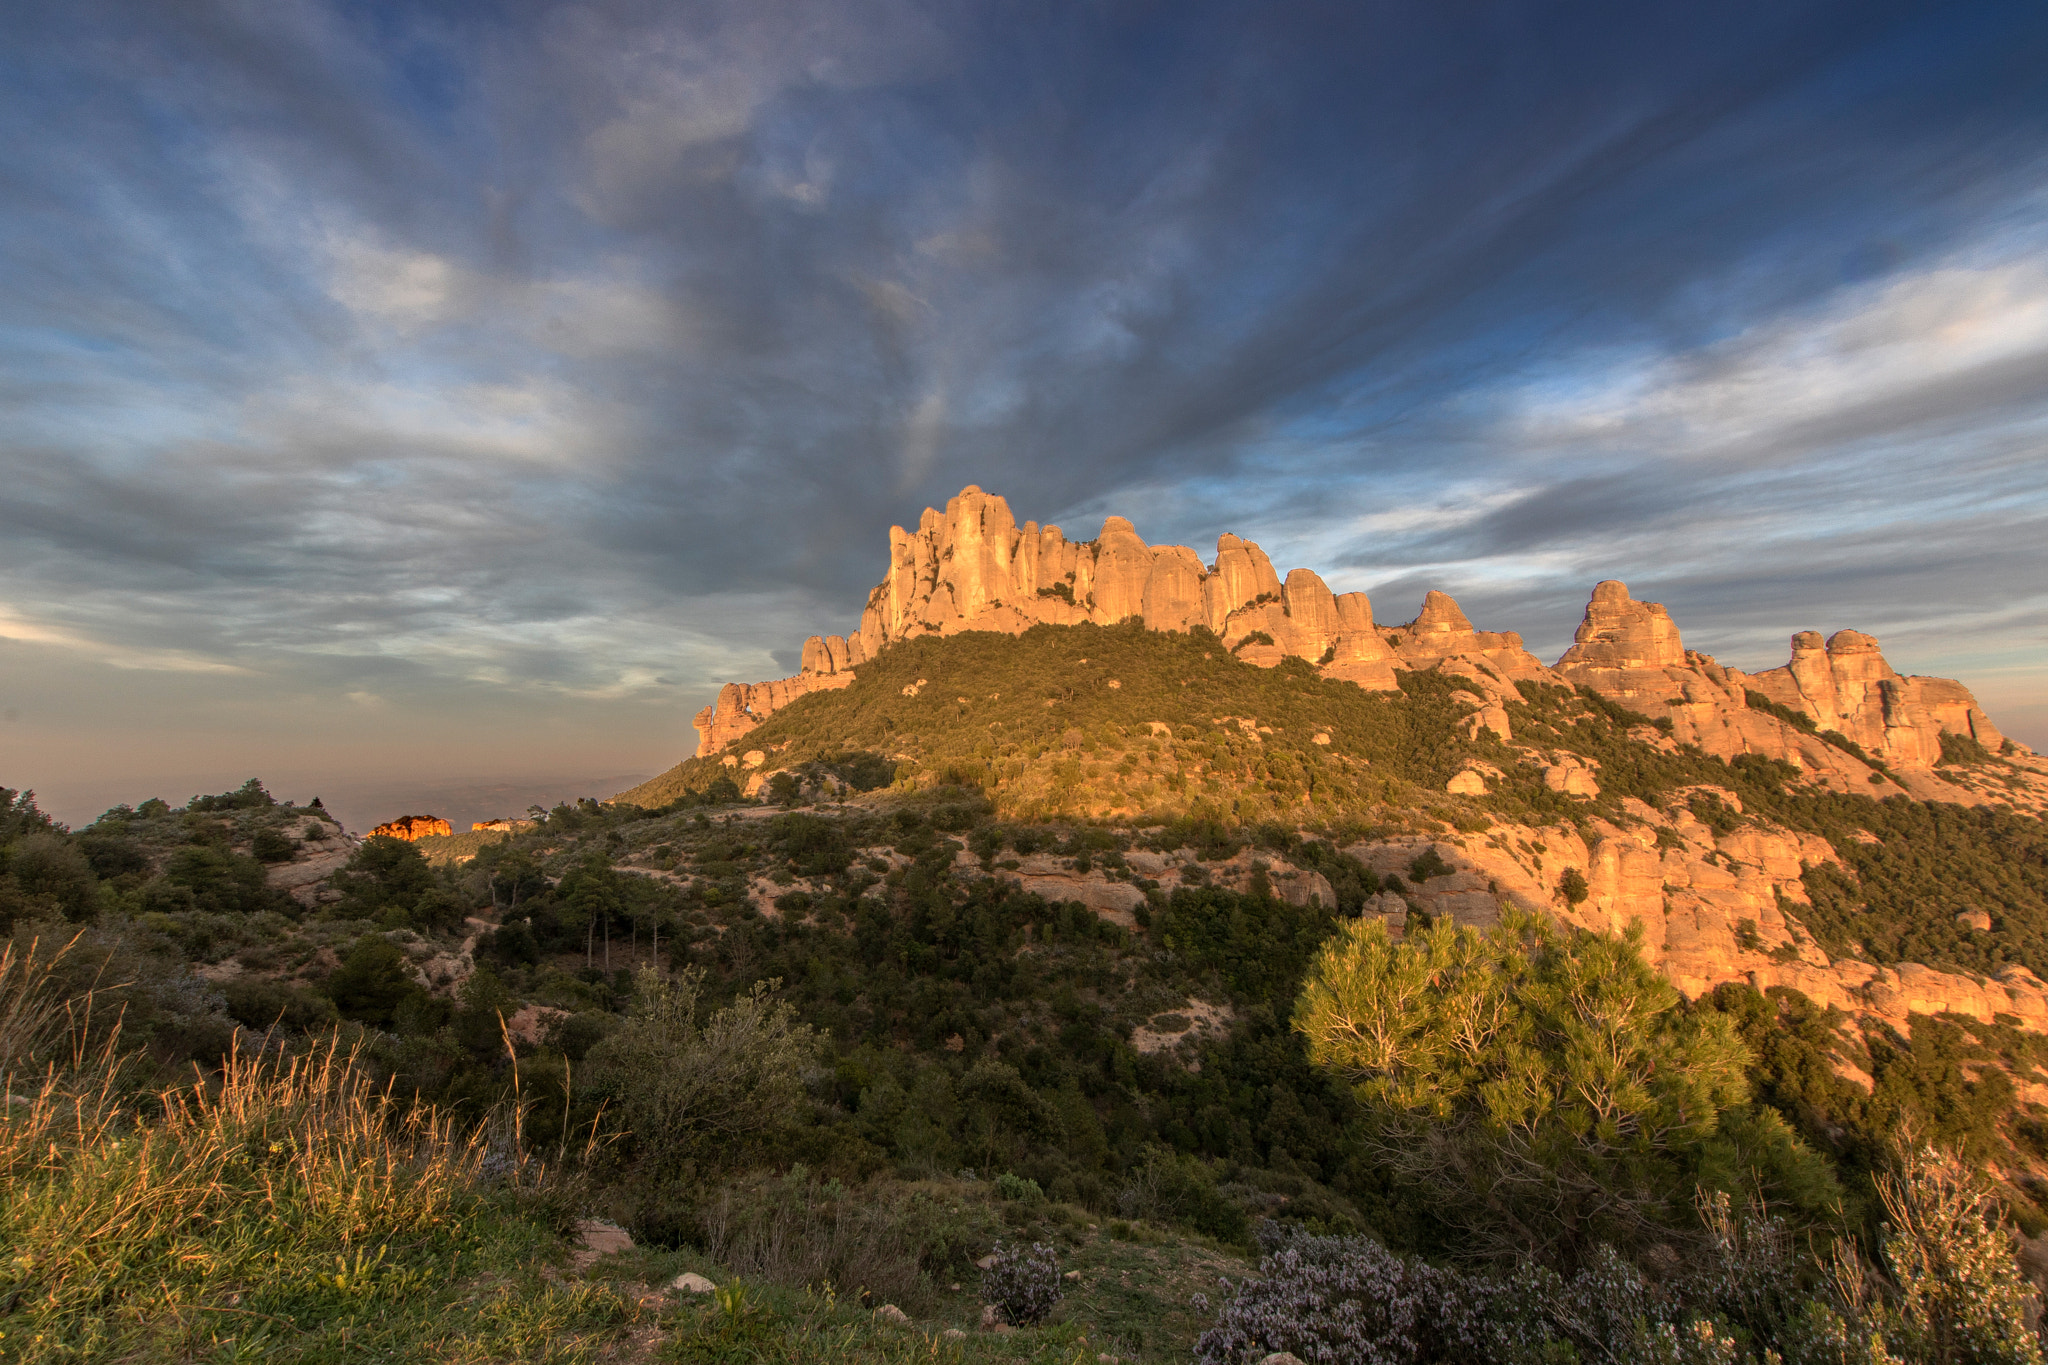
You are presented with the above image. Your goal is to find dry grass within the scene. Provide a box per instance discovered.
[0,938,628,1362]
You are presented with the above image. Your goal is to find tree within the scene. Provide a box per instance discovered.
[561,855,624,969]
[330,836,436,923]
[6,833,97,920]
[1293,909,1752,1265]
[583,966,820,1182]
[325,937,422,1028]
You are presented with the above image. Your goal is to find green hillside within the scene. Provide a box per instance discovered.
[6,629,2048,1360]
[617,621,1482,824]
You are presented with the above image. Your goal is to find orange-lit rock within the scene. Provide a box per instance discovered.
[688,492,2030,787]
[693,487,1541,753]
[369,815,451,841]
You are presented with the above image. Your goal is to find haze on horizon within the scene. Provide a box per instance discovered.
[3,0,2046,829]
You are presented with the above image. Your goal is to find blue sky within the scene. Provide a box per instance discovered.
[3,0,2047,823]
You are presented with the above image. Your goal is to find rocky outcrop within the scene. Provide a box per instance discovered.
[688,495,2027,779]
[263,815,360,908]
[1383,590,1549,680]
[1347,800,2048,1037]
[368,815,451,841]
[1553,581,2018,793]
[693,487,1519,753]
[471,818,536,833]
[1745,628,2006,767]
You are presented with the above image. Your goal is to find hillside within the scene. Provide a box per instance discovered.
[7,715,2048,1356]
[8,489,2048,1359]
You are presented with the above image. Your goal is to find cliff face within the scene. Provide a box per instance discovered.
[694,486,1518,752]
[1549,580,2022,804]
[368,815,452,841]
[690,489,2029,796]
[1345,799,2048,1043]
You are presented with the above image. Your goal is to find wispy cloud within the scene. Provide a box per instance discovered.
[2,0,2047,815]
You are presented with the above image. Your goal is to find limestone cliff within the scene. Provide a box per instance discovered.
[368,815,452,841]
[695,486,1495,752]
[1552,580,2028,806]
[1345,798,2048,1044]
[691,490,2029,800]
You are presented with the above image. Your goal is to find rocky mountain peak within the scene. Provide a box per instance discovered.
[688,487,2026,796]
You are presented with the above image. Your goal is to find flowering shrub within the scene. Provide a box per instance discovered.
[1197,1150,2048,1365]
[1193,1224,1761,1365]
[981,1240,1063,1327]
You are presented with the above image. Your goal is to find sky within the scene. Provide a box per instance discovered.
[3,0,2047,828]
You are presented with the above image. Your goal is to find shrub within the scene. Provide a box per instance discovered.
[325,936,423,1027]
[582,967,820,1182]
[250,826,298,863]
[185,778,277,812]
[329,835,438,921]
[162,844,273,915]
[1558,866,1590,906]
[1407,847,1452,882]
[1116,1146,1249,1242]
[981,1240,1063,1326]
[6,832,97,919]
[1870,1145,2044,1364]
[1937,731,1997,768]
[675,1172,1005,1311]
[995,1171,1045,1203]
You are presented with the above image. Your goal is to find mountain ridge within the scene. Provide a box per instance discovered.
[686,487,2026,813]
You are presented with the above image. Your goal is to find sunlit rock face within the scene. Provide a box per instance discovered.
[691,488,2021,781]
[693,486,1494,752]
[1550,580,2011,787]
[368,815,451,841]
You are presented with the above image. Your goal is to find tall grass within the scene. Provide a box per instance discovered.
[0,939,621,1361]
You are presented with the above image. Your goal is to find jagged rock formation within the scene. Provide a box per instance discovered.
[1551,581,2017,797]
[696,487,1501,752]
[691,490,2028,802]
[368,815,452,841]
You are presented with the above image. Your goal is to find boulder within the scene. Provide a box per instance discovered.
[672,1272,717,1294]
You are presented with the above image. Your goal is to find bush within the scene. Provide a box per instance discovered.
[185,778,277,812]
[981,1240,1063,1326]
[161,845,273,915]
[995,1171,1045,1203]
[582,967,820,1182]
[1937,731,1997,768]
[6,833,97,919]
[1116,1146,1249,1242]
[325,936,423,1027]
[221,976,340,1033]
[250,827,298,863]
[1867,1146,2044,1363]
[330,836,438,921]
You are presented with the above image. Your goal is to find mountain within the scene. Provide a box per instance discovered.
[16,496,2048,1353]
[666,485,2027,805]
[619,486,2048,1045]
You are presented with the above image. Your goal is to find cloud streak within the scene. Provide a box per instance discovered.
[3,0,2047,819]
